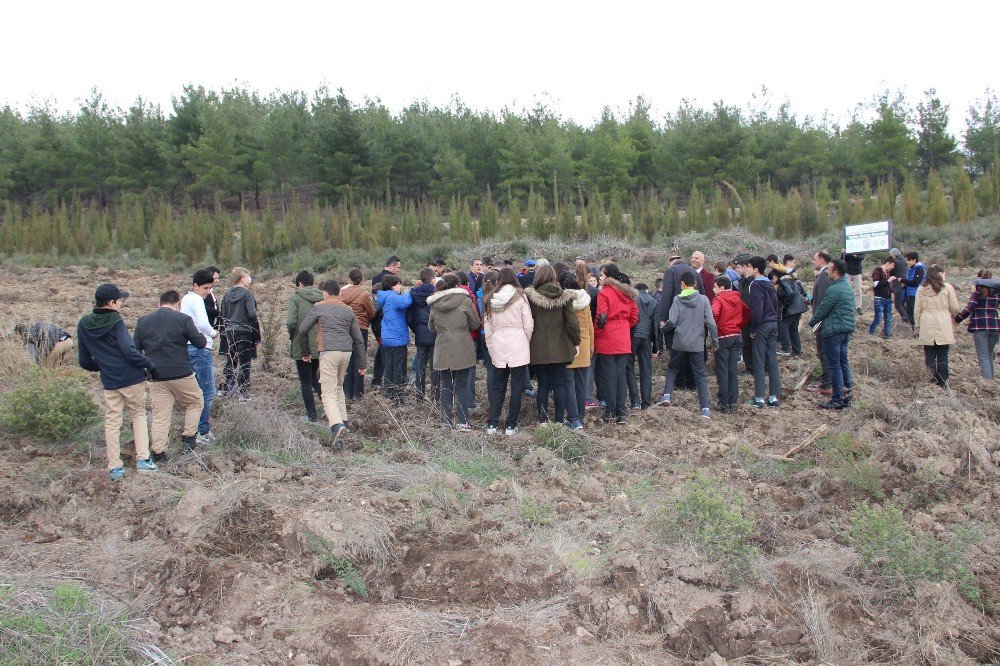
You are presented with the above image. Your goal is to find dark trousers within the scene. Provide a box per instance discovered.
[568,366,588,420]
[665,349,710,409]
[823,332,853,403]
[742,329,754,373]
[382,345,407,401]
[372,343,384,386]
[751,321,782,400]
[295,358,322,420]
[597,353,629,418]
[923,344,950,387]
[626,337,653,408]
[778,313,802,355]
[413,343,438,398]
[465,360,478,408]
[715,336,742,408]
[440,367,473,425]
[893,288,909,323]
[487,365,527,429]
[814,331,831,387]
[534,362,570,423]
[344,329,369,399]
[905,296,917,330]
[222,333,254,396]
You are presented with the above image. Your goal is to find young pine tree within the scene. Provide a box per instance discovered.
[607,195,625,238]
[557,201,576,239]
[837,182,855,226]
[240,208,264,268]
[898,172,921,227]
[527,190,548,239]
[504,197,522,240]
[952,159,977,223]
[480,187,499,239]
[686,185,707,231]
[925,169,950,226]
[710,186,730,229]
[877,176,897,220]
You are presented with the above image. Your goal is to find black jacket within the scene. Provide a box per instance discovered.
[632,290,659,348]
[77,309,154,390]
[658,262,704,324]
[843,253,864,276]
[407,283,437,346]
[134,307,208,381]
[204,292,220,329]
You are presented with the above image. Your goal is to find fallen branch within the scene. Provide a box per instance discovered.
[784,424,828,458]
[790,371,810,394]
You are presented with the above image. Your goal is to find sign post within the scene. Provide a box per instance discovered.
[844,220,892,254]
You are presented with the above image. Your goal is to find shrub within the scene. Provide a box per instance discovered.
[305,533,369,597]
[820,433,883,499]
[519,498,555,527]
[0,369,98,441]
[439,454,512,487]
[533,423,590,461]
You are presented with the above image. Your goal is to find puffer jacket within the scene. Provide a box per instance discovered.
[286,286,324,359]
[340,284,375,330]
[483,285,534,368]
[566,289,594,369]
[595,278,639,355]
[777,276,808,317]
[914,283,960,345]
[808,276,856,337]
[428,288,481,371]
[666,291,718,352]
[376,289,413,348]
[712,289,751,338]
[632,290,659,343]
[407,282,437,346]
[525,283,581,365]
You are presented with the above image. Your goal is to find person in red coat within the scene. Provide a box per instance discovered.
[595,264,639,424]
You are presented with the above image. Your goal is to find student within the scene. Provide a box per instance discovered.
[16,322,73,367]
[772,269,807,357]
[842,250,865,314]
[77,283,158,480]
[746,256,782,408]
[869,257,895,339]
[371,256,403,386]
[484,268,534,435]
[340,268,375,400]
[375,274,413,403]
[783,254,799,275]
[286,270,324,422]
[889,248,909,323]
[429,274,481,430]
[476,270,499,390]
[219,267,260,401]
[712,276,750,413]
[627,282,658,411]
[456,271,481,410]
[725,260,741,285]
[525,264,581,425]
[807,259,856,409]
[914,265,960,387]
[203,266,221,330]
[956,270,1000,379]
[595,264,639,424]
[298,280,367,450]
[518,260,537,288]
[734,254,755,374]
[181,269,219,442]
[407,267,438,399]
[134,290,207,461]
[897,252,926,335]
[766,254,788,275]
[712,261,728,283]
[808,251,833,394]
[658,271,719,418]
[559,274,591,430]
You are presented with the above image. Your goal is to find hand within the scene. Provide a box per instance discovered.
[659,321,666,329]
[359,368,366,376]
[302,355,311,363]
[574,346,580,357]
[148,367,160,381]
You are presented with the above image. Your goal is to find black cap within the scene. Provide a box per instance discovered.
[95,283,129,305]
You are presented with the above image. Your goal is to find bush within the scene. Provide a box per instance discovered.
[439,454,512,487]
[305,533,369,597]
[519,498,555,527]
[533,423,590,461]
[820,433,883,499]
[0,369,98,441]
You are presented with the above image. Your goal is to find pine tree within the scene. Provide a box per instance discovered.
[925,169,950,226]
[876,176,897,220]
[527,190,548,239]
[285,192,305,249]
[504,198,521,240]
[837,182,855,226]
[859,179,876,221]
[480,187,499,239]
[799,185,819,236]
[240,207,263,268]
[814,179,833,231]
[607,195,624,238]
[710,186,730,229]
[742,187,762,234]
[213,211,233,265]
[784,188,804,238]
[685,185,706,231]
[557,201,576,239]
[952,159,977,223]
[898,172,921,226]
[588,192,606,236]
[307,207,326,253]
[662,191,679,237]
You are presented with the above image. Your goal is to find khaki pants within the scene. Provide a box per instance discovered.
[848,274,863,310]
[319,351,350,426]
[45,338,74,368]
[103,383,150,470]
[148,375,204,453]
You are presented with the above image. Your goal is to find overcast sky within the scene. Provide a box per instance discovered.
[3,0,997,135]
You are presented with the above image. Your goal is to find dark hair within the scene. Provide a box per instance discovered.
[815,251,831,263]
[321,279,341,295]
[437,273,460,291]
[205,266,220,276]
[766,254,779,263]
[160,289,181,305]
[504,258,514,266]
[559,273,580,290]
[381,274,401,290]
[829,259,847,277]
[192,269,215,287]
[881,256,895,266]
[748,256,767,275]
[348,268,363,285]
[485,268,522,318]
[977,269,994,298]
[483,257,494,266]
[602,263,624,282]
[680,271,697,287]
[553,262,569,277]
[482,270,498,287]
[419,267,435,284]
[713,260,727,273]
[532,264,558,287]
[783,254,795,264]
[295,270,314,287]
[734,253,752,266]
[905,251,919,261]
[456,271,470,286]
[767,269,783,282]
[635,282,649,291]
[925,264,945,294]
[716,275,732,290]
[386,256,401,267]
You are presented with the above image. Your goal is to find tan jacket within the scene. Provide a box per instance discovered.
[914,283,960,346]
[340,284,375,330]
[566,289,594,369]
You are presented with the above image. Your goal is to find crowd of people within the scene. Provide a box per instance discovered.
[17,248,999,481]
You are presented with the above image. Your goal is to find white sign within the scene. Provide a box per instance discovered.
[845,220,891,253]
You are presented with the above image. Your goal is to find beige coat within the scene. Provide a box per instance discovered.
[483,285,534,368]
[566,289,594,369]
[914,283,960,346]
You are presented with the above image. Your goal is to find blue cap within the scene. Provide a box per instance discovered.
[525,260,536,267]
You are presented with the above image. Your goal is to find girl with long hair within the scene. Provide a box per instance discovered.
[594,264,639,424]
[913,264,960,387]
[428,273,481,429]
[559,273,593,429]
[483,268,534,434]
[525,264,581,424]
[955,269,1000,379]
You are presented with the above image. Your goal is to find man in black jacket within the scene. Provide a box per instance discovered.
[135,290,208,462]
[842,251,865,315]
[77,283,158,481]
[203,266,221,330]
[808,251,833,394]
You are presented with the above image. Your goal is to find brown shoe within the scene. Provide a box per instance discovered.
[818,388,833,396]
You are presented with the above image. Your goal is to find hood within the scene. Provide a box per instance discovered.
[409,282,437,305]
[566,288,592,312]
[677,291,702,308]
[294,286,324,305]
[80,308,123,332]
[222,286,251,305]
[717,289,742,304]
[488,284,521,313]
[427,287,470,311]
[525,284,572,309]
[602,278,639,301]
[974,278,1000,291]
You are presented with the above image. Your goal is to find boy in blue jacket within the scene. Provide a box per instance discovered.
[376,274,413,403]
[407,267,438,399]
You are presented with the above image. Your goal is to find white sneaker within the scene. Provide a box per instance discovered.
[486,426,498,435]
[504,427,517,436]
[196,431,217,445]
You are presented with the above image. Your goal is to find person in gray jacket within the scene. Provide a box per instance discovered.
[808,251,833,394]
[657,272,719,418]
[627,283,659,410]
[298,279,367,450]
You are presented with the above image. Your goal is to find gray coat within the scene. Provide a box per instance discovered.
[297,298,366,367]
[633,291,659,342]
[665,292,718,352]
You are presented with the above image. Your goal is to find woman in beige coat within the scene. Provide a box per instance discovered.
[914,264,960,387]
[560,273,593,429]
[483,268,534,435]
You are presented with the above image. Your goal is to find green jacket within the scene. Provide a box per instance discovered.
[808,276,856,337]
[286,286,324,359]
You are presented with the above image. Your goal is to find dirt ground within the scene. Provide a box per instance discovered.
[1,262,999,665]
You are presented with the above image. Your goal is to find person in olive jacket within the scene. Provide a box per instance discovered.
[286,270,324,422]
[525,264,582,425]
[807,259,856,409]
[428,273,481,430]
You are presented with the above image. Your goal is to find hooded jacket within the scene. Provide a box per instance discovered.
[375,289,413,348]
[566,289,594,369]
[428,288,481,371]
[777,275,808,317]
[595,278,639,355]
[339,284,375,330]
[221,286,259,336]
[407,282,438,346]
[286,286,324,359]
[914,282,960,345]
[712,289,751,338]
[525,283,581,365]
[632,290,659,343]
[483,284,534,369]
[297,297,367,363]
[807,275,857,337]
[748,277,780,333]
[665,291,719,352]
[77,308,155,390]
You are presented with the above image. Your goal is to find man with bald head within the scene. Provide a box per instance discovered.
[691,251,716,304]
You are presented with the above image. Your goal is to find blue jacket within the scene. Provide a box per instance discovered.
[902,262,926,299]
[376,289,413,348]
[77,309,155,390]
[407,283,437,346]
[748,277,780,333]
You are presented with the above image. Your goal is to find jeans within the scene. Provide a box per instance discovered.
[814,331,831,388]
[751,321,782,400]
[585,357,596,401]
[924,344,950,387]
[487,365,527,429]
[188,345,216,435]
[534,362,570,423]
[778,313,802,355]
[715,336,742,408]
[893,289,909,323]
[567,366,588,420]
[413,344,438,398]
[665,349,710,410]
[344,329,369,399]
[382,345,407,401]
[597,353,629,418]
[822,332,853,403]
[869,297,893,337]
[440,367,473,426]
[626,337,653,408]
[295,358,322,420]
[973,330,1000,379]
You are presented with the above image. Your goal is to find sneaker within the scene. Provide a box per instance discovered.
[616,415,627,425]
[567,419,584,431]
[584,400,600,410]
[777,350,791,356]
[486,425,498,435]
[300,415,318,423]
[819,400,847,410]
[340,422,351,435]
[747,398,766,409]
[136,458,158,473]
[524,388,537,398]
[766,398,780,409]
[151,451,170,465]
[181,435,197,452]
[656,394,671,407]
[196,431,217,445]
[238,394,256,403]
[455,423,472,432]
[109,467,125,481]
[440,423,451,430]
[630,403,641,410]
[330,423,346,451]
[504,427,517,436]
[700,408,711,419]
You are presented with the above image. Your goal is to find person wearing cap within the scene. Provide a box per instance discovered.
[77,284,158,481]
[181,269,219,443]
[518,260,537,288]
[889,248,909,323]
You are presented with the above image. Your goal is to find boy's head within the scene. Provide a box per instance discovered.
[881,256,895,270]
[655,278,663,289]
[295,270,314,288]
[679,271,698,288]
[419,267,435,284]
[767,269,782,283]
[635,282,648,292]
[715,275,732,292]
[829,259,847,280]
[734,254,752,276]
[766,254,780,266]
[783,254,796,266]
[748,256,767,277]
[905,251,919,266]
[348,268,363,285]
[321,279,341,297]
[381,274,401,292]
[713,260,727,274]
[160,290,182,310]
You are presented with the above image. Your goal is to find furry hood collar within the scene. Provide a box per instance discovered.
[525,284,572,309]
[427,287,469,306]
[564,288,592,311]
[602,277,639,300]
[488,284,523,313]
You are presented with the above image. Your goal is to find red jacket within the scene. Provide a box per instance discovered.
[712,289,750,337]
[460,285,480,341]
[594,279,639,355]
